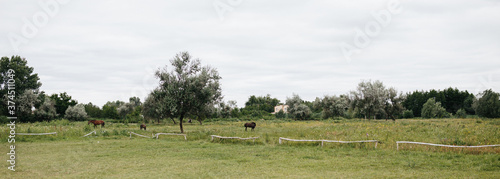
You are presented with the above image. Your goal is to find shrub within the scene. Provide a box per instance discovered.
[275,110,287,119]
[403,110,414,119]
[65,104,88,121]
[456,108,467,118]
[421,98,449,118]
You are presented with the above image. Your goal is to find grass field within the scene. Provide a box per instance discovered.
[2,118,500,178]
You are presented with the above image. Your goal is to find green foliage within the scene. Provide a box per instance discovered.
[421,98,449,118]
[286,94,312,120]
[314,95,349,119]
[403,87,475,117]
[275,109,287,119]
[0,56,42,116]
[65,104,88,121]
[84,102,102,118]
[16,89,40,122]
[102,104,119,119]
[403,110,414,119]
[456,108,467,118]
[473,89,500,118]
[0,115,8,124]
[50,92,78,116]
[34,96,57,121]
[244,94,280,113]
[152,51,222,133]
[350,80,404,120]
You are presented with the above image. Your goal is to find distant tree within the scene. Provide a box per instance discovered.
[402,110,414,119]
[84,102,102,118]
[102,104,119,119]
[0,56,42,116]
[350,80,387,120]
[472,89,500,118]
[34,96,57,121]
[314,95,350,119]
[244,94,280,113]
[383,87,405,121]
[421,98,449,118]
[144,89,169,124]
[15,89,39,122]
[152,52,222,133]
[50,92,78,116]
[65,104,88,121]
[403,88,475,117]
[286,94,311,120]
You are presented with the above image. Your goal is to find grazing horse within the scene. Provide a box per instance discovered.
[140,124,146,130]
[244,122,256,131]
[88,120,105,128]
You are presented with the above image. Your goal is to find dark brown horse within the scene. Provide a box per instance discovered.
[88,120,105,128]
[140,124,146,130]
[244,122,256,131]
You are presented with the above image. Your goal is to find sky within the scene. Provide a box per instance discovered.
[1,0,499,108]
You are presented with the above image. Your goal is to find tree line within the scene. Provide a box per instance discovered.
[2,54,500,130]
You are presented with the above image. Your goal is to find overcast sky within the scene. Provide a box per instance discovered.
[1,0,499,108]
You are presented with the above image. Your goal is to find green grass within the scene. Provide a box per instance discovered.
[1,118,500,178]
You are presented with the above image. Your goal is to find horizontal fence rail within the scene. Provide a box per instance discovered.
[279,137,378,148]
[211,135,259,142]
[396,141,500,150]
[129,132,151,139]
[82,131,97,137]
[155,133,187,140]
[16,132,57,136]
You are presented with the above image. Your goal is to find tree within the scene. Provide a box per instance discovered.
[350,80,387,120]
[243,94,280,115]
[65,104,88,121]
[84,103,102,118]
[102,104,119,119]
[50,92,78,116]
[153,52,222,133]
[383,87,405,121]
[286,94,311,120]
[421,98,449,118]
[473,89,500,118]
[403,88,475,117]
[0,56,42,116]
[34,96,57,121]
[314,95,350,119]
[15,89,39,122]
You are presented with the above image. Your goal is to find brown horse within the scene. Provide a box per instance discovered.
[140,124,146,130]
[88,120,105,128]
[244,122,256,131]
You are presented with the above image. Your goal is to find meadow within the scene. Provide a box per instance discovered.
[1,118,500,178]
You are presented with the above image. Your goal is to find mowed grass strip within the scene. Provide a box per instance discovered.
[1,118,499,178]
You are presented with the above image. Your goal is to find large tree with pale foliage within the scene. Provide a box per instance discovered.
[286,94,311,120]
[350,80,405,120]
[152,52,222,133]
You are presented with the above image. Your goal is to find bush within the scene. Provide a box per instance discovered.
[65,104,88,121]
[275,110,287,119]
[456,108,467,118]
[421,98,449,118]
[403,110,414,119]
